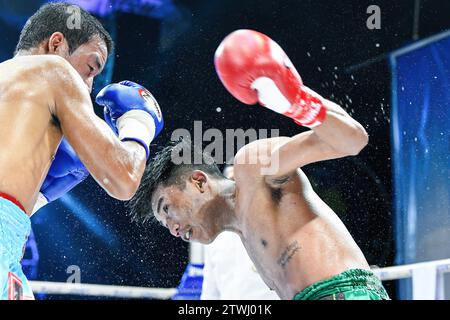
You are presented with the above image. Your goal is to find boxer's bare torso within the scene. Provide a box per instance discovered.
[233,138,370,300]
[149,96,371,299]
[0,56,64,213]
[0,45,146,214]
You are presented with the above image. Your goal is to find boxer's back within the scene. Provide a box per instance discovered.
[0,55,62,213]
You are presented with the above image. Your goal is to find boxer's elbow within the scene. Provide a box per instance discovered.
[107,183,138,201]
[106,170,141,201]
[347,126,369,156]
[105,146,147,200]
[116,183,139,201]
[117,175,140,201]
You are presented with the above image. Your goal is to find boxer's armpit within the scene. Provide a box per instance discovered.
[277,240,300,268]
[265,174,293,204]
[267,175,290,186]
[50,113,60,128]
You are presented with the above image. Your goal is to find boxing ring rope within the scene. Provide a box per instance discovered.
[372,258,450,281]
[30,281,177,299]
[29,258,450,299]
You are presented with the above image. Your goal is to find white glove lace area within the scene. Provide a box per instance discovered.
[116,110,156,149]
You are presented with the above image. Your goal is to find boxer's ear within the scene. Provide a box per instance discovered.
[47,32,69,56]
[191,170,207,193]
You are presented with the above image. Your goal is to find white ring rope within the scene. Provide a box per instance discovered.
[372,258,450,281]
[30,281,177,299]
[29,259,450,299]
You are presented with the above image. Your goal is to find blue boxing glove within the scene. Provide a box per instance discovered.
[32,139,89,215]
[95,81,164,159]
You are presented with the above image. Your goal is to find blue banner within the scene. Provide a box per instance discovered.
[391,32,450,299]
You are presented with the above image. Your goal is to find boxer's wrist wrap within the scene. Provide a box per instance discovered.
[116,110,156,159]
[251,77,327,128]
[289,86,327,128]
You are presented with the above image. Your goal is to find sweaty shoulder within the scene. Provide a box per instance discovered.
[3,55,81,95]
[17,55,73,76]
[0,56,69,105]
[39,55,82,86]
[31,54,70,69]
[37,55,90,116]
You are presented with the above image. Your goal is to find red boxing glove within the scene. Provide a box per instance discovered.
[214,29,326,128]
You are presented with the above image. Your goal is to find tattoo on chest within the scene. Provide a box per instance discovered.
[277,240,300,268]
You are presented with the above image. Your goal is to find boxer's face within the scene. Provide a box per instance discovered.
[152,172,222,244]
[66,36,108,93]
[49,33,108,93]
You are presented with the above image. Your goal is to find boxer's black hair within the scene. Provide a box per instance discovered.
[15,2,113,55]
[128,138,223,223]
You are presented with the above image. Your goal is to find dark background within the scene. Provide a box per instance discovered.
[1,0,450,299]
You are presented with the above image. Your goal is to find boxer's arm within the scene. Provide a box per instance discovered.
[216,30,368,180]
[258,102,368,180]
[48,57,146,200]
[311,98,369,156]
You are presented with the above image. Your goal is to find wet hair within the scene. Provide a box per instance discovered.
[15,2,114,55]
[127,138,223,223]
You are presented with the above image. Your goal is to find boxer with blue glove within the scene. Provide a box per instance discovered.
[0,2,168,300]
[32,139,89,215]
[96,80,164,160]
[1,78,164,300]
[0,2,169,300]
[32,81,164,215]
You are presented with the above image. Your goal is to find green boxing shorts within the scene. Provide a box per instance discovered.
[293,269,389,300]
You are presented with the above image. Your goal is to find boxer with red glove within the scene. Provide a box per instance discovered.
[214,29,327,128]
[129,30,382,301]
[214,29,369,159]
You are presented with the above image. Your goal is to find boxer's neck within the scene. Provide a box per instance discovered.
[215,179,240,233]
[15,46,48,57]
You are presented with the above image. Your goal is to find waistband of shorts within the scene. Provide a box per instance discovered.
[0,196,31,234]
[293,269,389,300]
[0,195,31,262]
[0,192,26,213]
